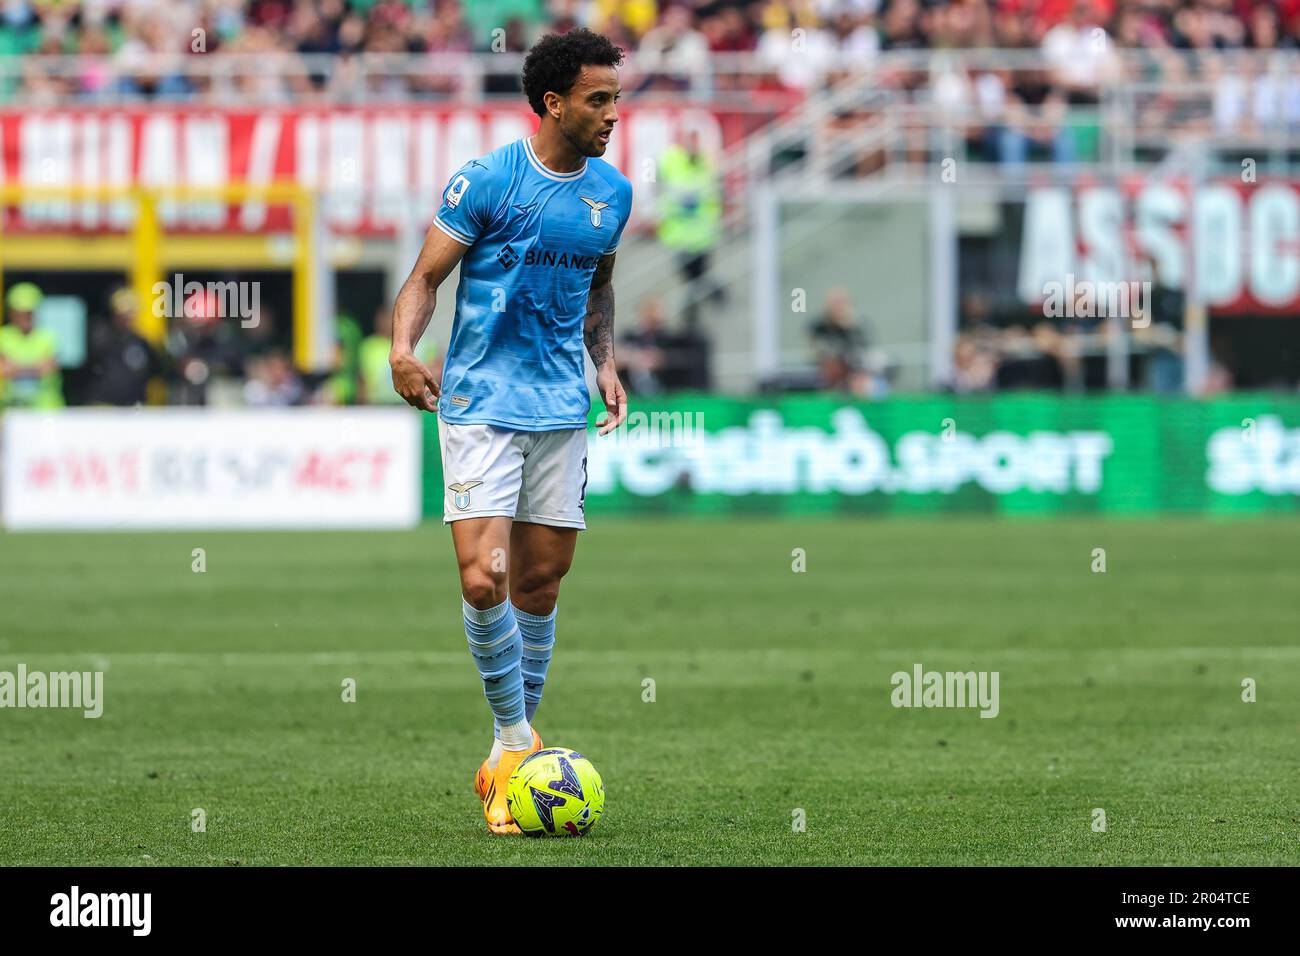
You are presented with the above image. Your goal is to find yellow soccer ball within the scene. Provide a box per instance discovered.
[506,747,605,837]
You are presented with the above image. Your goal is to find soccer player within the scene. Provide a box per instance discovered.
[389,29,632,835]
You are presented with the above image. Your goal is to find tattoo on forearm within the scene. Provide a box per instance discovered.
[585,284,615,369]
[584,253,617,368]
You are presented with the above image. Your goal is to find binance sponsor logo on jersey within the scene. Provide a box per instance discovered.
[521,248,602,270]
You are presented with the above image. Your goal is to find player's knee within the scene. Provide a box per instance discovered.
[513,560,570,599]
[460,566,507,609]
[531,576,564,602]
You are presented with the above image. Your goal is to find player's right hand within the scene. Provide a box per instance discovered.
[390,351,440,412]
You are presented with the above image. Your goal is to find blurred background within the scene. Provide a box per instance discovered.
[5,2,1300,872]
[1,0,1299,527]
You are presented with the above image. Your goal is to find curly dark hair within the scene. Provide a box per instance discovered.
[521,28,625,118]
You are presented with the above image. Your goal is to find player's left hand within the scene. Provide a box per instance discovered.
[595,368,627,436]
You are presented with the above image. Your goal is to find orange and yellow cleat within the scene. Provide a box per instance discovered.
[474,728,542,800]
[476,728,542,836]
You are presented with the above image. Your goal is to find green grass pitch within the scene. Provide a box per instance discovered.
[1,516,1297,866]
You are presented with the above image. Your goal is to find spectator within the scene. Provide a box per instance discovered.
[756,5,837,91]
[113,8,193,99]
[244,348,305,405]
[997,65,1073,164]
[0,282,64,408]
[950,293,1001,392]
[1041,0,1120,101]
[594,0,658,39]
[241,302,280,359]
[829,10,882,80]
[619,296,675,395]
[76,24,115,99]
[951,333,1000,393]
[412,2,474,97]
[995,321,1069,390]
[636,5,712,92]
[164,290,246,405]
[327,313,364,405]
[1134,256,1186,393]
[619,295,712,392]
[700,5,757,56]
[85,288,162,406]
[656,128,723,332]
[808,287,873,394]
[881,0,927,50]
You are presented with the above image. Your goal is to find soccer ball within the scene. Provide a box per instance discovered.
[506,747,605,837]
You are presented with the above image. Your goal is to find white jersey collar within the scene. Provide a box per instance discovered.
[524,137,587,182]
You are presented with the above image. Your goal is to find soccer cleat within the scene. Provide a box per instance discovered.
[480,729,542,835]
[474,728,541,801]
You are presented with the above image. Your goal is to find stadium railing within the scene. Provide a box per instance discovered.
[0,50,804,109]
[3,47,1297,130]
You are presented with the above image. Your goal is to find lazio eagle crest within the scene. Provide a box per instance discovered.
[580,196,609,228]
[448,480,483,511]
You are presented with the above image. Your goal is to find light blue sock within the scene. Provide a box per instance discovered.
[494,604,557,737]
[463,598,528,746]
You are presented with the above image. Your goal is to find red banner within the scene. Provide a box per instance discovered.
[1018,178,1300,315]
[0,105,770,236]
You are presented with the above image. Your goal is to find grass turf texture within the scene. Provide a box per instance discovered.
[1,516,1297,866]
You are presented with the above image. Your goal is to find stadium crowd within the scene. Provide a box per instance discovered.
[3,0,1300,104]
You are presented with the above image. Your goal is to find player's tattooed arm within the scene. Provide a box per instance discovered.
[390,226,468,412]
[585,252,627,436]
[584,253,617,369]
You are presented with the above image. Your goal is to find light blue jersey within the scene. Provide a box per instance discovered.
[433,137,633,430]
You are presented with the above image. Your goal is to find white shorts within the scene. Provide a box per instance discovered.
[437,418,589,530]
